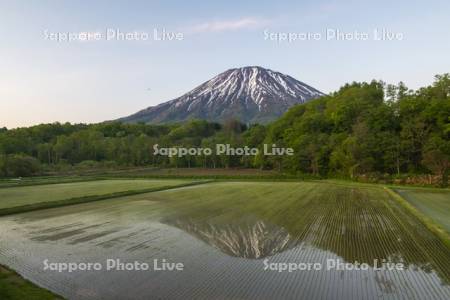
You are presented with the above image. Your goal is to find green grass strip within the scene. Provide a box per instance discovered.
[0,180,212,217]
[0,264,63,300]
[384,187,450,249]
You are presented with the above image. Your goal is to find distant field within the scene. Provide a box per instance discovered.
[396,189,450,234]
[0,181,448,299]
[41,167,284,178]
[0,176,102,188]
[0,179,191,210]
[83,167,283,178]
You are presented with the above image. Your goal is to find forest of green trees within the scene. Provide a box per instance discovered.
[1,75,449,185]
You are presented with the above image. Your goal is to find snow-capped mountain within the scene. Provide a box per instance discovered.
[120,66,324,124]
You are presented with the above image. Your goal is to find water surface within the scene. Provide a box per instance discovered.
[0,182,449,299]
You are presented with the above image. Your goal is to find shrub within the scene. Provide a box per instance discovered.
[0,154,41,177]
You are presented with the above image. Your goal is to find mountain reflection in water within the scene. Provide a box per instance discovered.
[158,184,450,285]
[0,182,449,299]
[164,217,296,259]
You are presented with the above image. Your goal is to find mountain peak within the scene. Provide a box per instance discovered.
[230,65,267,72]
[120,66,324,124]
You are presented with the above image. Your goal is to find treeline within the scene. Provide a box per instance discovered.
[263,75,449,185]
[0,75,449,185]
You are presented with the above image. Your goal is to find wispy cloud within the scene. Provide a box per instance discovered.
[184,17,269,34]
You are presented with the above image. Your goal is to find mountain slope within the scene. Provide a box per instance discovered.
[120,66,324,124]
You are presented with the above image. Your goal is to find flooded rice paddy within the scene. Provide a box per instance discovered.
[395,189,450,234]
[0,179,192,209]
[0,182,449,299]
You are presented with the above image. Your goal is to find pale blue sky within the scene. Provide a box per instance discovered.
[1,0,449,128]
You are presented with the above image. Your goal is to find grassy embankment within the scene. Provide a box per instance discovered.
[0,264,62,299]
[385,188,450,248]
